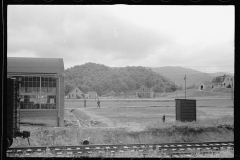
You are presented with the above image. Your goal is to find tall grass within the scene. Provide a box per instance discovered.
[146,115,234,132]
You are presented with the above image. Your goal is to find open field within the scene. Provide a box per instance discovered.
[69,105,233,130]
[160,89,233,98]
[65,98,234,109]
[63,97,234,144]
[65,96,234,131]
[12,104,233,150]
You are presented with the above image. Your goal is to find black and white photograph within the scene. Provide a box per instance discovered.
[6,4,234,158]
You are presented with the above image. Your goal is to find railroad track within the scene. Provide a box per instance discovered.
[7,141,234,157]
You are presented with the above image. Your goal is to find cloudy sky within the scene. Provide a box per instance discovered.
[8,5,234,73]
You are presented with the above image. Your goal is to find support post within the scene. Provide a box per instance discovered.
[184,75,186,99]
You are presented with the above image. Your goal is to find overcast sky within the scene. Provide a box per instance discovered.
[8,5,234,73]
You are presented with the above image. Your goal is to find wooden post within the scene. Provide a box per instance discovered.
[184,75,186,99]
[232,79,234,100]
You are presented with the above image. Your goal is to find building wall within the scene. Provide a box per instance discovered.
[198,83,212,90]
[20,75,64,127]
[20,110,58,126]
[58,75,65,127]
[137,86,151,98]
[212,76,234,89]
[223,76,234,88]
[8,57,65,127]
[150,92,154,98]
[68,87,83,99]
[84,94,89,99]
[89,92,97,99]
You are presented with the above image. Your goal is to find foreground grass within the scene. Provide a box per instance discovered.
[12,116,233,147]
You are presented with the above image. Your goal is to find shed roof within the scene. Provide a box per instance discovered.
[7,57,64,75]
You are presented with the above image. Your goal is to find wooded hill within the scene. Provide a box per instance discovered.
[64,63,178,96]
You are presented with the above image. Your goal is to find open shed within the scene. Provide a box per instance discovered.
[7,57,65,127]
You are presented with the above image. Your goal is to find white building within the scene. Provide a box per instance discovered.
[67,87,84,99]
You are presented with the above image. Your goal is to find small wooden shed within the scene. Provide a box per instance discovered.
[175,99,196,122]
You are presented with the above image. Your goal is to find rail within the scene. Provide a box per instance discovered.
[7,141,234,157]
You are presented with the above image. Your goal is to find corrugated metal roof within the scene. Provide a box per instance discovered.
[7,57,64,75]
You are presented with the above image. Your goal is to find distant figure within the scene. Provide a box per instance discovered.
[162,114,165,123]
[84,99,86,108]
[97,99,100,108]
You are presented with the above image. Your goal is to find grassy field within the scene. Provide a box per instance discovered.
[11,105,233,151]
[160,89,233,99]
[65,98,234,109]
[65,97,234,132]
[70,106,233,129]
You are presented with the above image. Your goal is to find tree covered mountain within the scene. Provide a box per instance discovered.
[64,63,177,96]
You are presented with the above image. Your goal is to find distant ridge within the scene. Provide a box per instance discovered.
[150,66,233,87]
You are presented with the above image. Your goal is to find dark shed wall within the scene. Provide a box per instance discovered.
[175,99,196,122]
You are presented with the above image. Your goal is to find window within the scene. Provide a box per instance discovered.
[20,76,57,109]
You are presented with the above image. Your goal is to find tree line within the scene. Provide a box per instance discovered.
[64,62,179,96]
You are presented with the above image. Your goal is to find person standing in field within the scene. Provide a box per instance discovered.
[97,99,100,108]
[162,114,165,123]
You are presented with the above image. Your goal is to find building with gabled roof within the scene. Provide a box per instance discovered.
[198,81,213,91]
[136,85,154,98]
[7,57,65,127]
[212,74,234,88]
[67,87,84,99]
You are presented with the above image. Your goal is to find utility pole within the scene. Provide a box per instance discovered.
[184,75,186,99]
[231,77,234,119]
[232,78,234,100]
